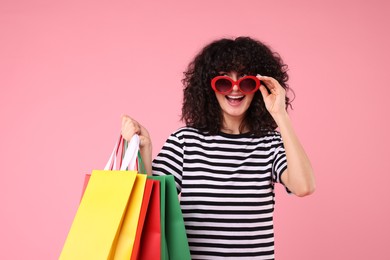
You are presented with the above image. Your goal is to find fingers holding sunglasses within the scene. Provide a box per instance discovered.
[257,75,284,94]
[256,75,287,116]
[259,83,270,98]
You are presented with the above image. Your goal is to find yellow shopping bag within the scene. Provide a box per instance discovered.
[60,170,137,259]
[113,173,146,259]
[60,135,146,260]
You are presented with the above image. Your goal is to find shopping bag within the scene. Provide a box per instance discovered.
[114,173,146,259]
[164,175,191,260]
[60,170,137,260]
[131,179,161,260]
[131,179,153,260]
[60,135,145,260]
[131,148,161,260]
[149,175,191,260]
[80,135,125,201]
[81,173,91,200]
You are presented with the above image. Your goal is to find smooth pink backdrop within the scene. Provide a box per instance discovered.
[1,0,389,259]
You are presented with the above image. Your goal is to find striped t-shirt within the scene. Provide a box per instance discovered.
[152,127,288,260]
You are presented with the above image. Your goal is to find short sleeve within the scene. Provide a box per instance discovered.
[271,134,290,193]
[152,132,184,193]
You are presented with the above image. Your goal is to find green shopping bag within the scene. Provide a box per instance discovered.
[149,175,191,260]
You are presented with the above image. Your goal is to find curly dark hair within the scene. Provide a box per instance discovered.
[181,36,293,136]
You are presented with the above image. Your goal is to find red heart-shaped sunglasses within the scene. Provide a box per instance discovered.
[211,76,261,94]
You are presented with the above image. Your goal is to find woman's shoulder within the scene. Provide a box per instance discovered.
[170,126,209,139]
[168,127,283,144]
[262,130,282,138]
[171,127,281,138]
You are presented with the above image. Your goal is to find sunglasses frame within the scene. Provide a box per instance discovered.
[211,75,261,94]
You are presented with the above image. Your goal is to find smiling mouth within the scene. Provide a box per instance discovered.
[225,95,245,105]
[226,95,245,102]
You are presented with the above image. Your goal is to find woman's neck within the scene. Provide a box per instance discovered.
[220,115,247,134]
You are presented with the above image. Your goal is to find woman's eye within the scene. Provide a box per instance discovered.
[239,73,247,78]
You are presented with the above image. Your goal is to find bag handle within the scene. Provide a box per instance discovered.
[104,135,121,170]
[137,151,146,174]
[104,134,140,171]
[120,134,139,171]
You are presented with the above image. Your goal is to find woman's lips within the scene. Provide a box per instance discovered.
[226,95,245,106]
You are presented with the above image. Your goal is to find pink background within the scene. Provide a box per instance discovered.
[1,0,389,259]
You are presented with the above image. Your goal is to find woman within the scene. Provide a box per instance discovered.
[122,36,315,259]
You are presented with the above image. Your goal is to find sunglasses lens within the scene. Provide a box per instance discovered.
[215,78,233,93]
[239,78,257,93]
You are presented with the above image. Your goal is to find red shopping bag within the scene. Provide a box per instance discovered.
[81,174,91,200]
[131,179,153,259]
[134,179,161,260]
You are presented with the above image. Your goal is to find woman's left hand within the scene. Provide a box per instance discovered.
[257,75,287,117]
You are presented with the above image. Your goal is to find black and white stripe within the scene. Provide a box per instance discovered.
[152,127,288,260]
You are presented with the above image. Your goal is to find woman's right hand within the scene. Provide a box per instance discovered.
[121,115,153,175]
[121,115,151,149]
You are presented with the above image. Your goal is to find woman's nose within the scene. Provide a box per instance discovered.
[232,83,239,92]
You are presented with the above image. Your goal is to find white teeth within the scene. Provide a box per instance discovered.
[227,96,244,99]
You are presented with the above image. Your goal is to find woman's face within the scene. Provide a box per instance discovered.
[214,71,255,123]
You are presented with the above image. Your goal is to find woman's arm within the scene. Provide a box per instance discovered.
[274,113,315,196]
[121,115,153,175]
[259,76,316,197]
